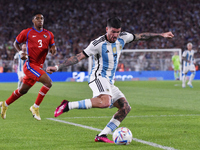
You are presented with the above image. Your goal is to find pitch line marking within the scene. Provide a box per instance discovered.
[47,118,178,150]
[58,114,200,119]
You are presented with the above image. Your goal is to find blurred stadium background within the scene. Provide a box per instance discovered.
[0,0,200,81]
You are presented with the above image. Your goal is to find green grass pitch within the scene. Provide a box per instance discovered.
[0,80,199,150]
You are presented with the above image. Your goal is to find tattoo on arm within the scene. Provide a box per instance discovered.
[113,98,131,122]
[59,53,82,70]
[135,33,162,41]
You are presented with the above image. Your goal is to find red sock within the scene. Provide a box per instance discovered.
[6,89,23,105]
[35,85,50,106]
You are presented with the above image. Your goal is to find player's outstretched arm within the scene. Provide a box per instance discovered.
[134,31,174,41]
[46,52,86,74]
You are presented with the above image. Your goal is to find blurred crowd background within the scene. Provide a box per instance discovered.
[1,0,200,72]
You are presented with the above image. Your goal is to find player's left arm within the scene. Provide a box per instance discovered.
[49,31,57,55]
[49,45,57,55]
[134,32,174,41]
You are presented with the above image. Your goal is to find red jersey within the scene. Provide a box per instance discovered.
[16,27,55,66]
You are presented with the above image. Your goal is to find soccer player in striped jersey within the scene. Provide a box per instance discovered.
[182,42,196,88]
[0,13,57,121]
[13,51,26,88]
[47,17,174,143]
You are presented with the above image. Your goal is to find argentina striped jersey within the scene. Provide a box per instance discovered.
[83,32,135,84]
[14,52,26,73]
[182,50,195,67]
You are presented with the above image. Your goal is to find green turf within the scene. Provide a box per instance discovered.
[0,81,199,150]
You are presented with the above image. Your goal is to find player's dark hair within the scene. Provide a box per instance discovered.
[32,12,43,19]
[107,17,121,28]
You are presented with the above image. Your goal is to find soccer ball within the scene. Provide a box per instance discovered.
[112,127,132,145]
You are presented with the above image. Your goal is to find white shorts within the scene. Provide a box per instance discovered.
[182,64,195,74]
[17,71,25,80]
[89,76,125,107]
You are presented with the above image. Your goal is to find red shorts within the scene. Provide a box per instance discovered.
[23,62,46,87]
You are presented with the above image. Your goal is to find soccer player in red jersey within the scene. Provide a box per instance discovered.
[0,13,57,121]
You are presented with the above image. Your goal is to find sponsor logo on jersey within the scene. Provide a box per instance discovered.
[32,35,36,37]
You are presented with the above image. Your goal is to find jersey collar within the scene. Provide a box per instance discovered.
[32,27,43,33]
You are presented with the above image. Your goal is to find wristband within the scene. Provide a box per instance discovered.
[55,65,59,71]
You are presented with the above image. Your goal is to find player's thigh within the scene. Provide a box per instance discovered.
[183,66,189,74]
[174,65,180,71]
[189,64,196,72]
[24,63,46,81]
[89,76,112,98]
[18,71,24,80]
[110,85,126,108]
[39,73,52,85]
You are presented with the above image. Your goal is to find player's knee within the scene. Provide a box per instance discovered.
[98,95,111,108]
[44,80,52,88]
[19,89,28,95]
[120,102,131,115]
[126,105,131,114]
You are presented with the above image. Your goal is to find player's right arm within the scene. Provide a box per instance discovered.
[14,29,29,60]
[13,41,27,60]
[46,52,87,74]
[46,39,98,74]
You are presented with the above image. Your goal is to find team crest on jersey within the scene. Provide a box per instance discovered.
[112,47,117,53]
[120,44,122,50]
[43,34,47,38]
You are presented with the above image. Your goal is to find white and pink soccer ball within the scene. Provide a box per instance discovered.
[113,127,132,145]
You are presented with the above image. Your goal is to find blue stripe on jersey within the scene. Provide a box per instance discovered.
[110,43,118,84]
[189,55,192,65]
[118,38,125,50]
[185,53,188,66]
[26,61,41,77]
[101,43,108,77]
[16,39,20,44]
[18,53,25,72]
[26,29,33,62]
[33,27,43,33]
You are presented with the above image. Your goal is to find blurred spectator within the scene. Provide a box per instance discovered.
[0,0,200,72]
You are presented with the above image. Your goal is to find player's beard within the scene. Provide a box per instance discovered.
[108,35,117,43]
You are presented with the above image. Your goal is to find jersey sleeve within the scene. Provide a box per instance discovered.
[182,51,186,57]
[120,32,135,43]
[16,29,28,44]
[14,53,18,59]
[49,31,55,46]
[83,41,99,57]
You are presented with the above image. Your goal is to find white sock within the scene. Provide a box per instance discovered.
[99,117,120,136]
[68,99,92,110]
[189,72,195,83]
[5,102,8,107]
[34,103,39,108]
[182,75,186,84]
